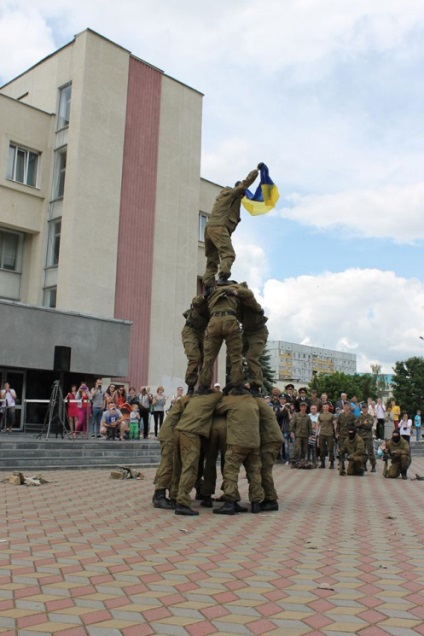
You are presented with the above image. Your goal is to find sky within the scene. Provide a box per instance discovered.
[1,0,424,373]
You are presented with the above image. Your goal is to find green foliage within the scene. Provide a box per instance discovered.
[391,356,424,416]
[307,371,377,403]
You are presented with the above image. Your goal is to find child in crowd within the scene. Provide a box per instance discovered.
[129,403,140,440]
[414,410,422,442]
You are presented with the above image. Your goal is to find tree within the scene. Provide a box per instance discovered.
[307,371,377,404]
[258,348,276,395]
[391,356,424,416]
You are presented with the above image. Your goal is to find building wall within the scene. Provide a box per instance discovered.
[0,95,55,304]
[0,29,231,393]
[0,300,130,376]
[147,74,203,390]
[114,56,162,387]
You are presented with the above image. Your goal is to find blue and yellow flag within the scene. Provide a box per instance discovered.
[242,164,279,216]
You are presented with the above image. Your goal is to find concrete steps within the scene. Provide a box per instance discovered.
[0,436,161,470]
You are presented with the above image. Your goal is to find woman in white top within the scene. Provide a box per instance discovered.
[399,413,412,445]
[0,382,17,433]
[375,398,386,440]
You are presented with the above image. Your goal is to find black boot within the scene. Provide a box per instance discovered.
[200,496,213,508]
[251,502,262,514]
[329,461,334,469]
[319,460,325,469]
[187,386,194,396]
[234,502,248,513]
[231,385,250,396]
[260,500,279,512]
[401,472,408,480]
[175,504,199,516]
[213,502,236,515]
[152,489,174,510]
[370,465,376,473]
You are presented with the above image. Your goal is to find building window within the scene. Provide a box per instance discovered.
[198,212,208,242]
[0,230,23,271]
[57,83,71,129]
[53,148,67,199]
[43,287,57,308]
[7,144,39,187]
[47,220,61,267]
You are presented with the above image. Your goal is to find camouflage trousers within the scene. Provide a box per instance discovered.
[347,457,365,475]
[173,430,202,507]
[222,445,264,503]
[153,438,174,491]
[203,225,235,287]
[181,326,203,387]
[387,455,411,478]
[260,442,280,501]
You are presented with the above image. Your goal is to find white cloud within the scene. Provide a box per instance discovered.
[282,184,424,243]
[231,241,269,294]
[262,268,424,372]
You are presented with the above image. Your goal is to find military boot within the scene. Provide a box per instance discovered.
[370,465,376,473]
[175,504,199,516]
[260,500,279,512]
[319,460,325,469]
[401,471,408,480]
[186,386,194,396]
[152,489,174,510]
[213,502,236,515]
[231,385,250,396]
[216,273,230,285]
[200,496,213,508]
[329,461,334,469]
[234,502,248,513]
[251,502,262,514]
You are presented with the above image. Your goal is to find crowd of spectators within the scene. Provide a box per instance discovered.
[265,385,420,470]
[63,380,174,441]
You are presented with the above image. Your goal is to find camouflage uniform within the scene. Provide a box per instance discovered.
[234,284,269,388]
[385,437,411,478]
[290,411,312,461]
[318,412,335,464]
[216,394,264,503]
[181,295,209,388]
[335,410,356,460]
[256,398,283,501]
[339,434,366,475]
[356,412,376,468]
[199,285,243,388]
[203,169,258,286]
[154,396,190,494]
[173,392,222,508]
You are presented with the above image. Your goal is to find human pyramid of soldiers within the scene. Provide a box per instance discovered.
[152,164,412,516]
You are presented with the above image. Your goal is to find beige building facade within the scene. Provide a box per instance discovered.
[0,29,224,427]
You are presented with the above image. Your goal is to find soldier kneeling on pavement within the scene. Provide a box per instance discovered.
[339,426,366,476]
[383,429,412,480]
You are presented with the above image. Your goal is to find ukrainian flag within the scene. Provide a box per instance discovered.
[242,164,280,216]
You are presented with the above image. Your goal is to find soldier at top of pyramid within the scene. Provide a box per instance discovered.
[202,164,263,291]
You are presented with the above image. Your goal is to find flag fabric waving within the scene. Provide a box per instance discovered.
[242,163,279,216]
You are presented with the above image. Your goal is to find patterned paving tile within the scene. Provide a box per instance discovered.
[1,457,424,635]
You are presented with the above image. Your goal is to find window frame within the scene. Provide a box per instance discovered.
[46,219,62,268]
[52,146,67,200]
[198,212,208,242]
[57,82,72,130]
[0,229,24,273]
[7,143,40,188]
[43,286,57,309]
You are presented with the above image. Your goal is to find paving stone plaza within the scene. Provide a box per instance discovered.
[1,459,424,636]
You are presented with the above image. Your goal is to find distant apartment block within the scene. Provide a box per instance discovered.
[268,340,357,386]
